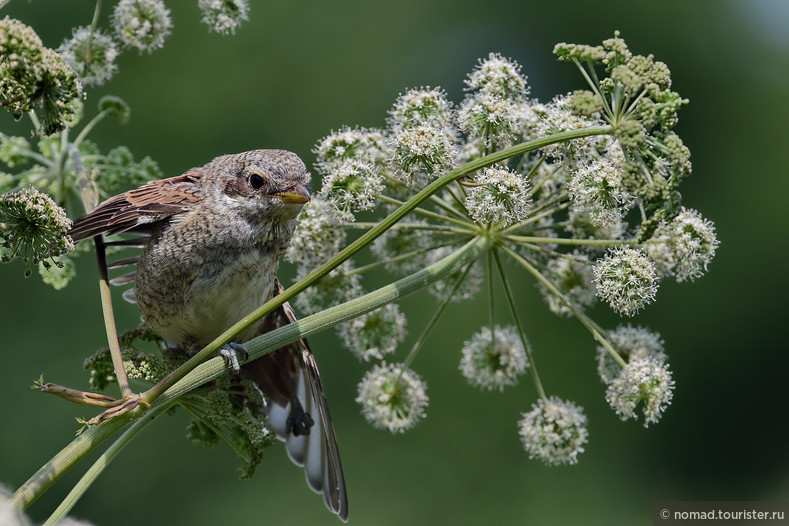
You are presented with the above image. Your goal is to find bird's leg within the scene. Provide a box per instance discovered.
[218,342,249,375]
[273,351,314,437]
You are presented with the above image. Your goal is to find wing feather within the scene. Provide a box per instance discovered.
[69,171,203,241]
[244,281,349,522]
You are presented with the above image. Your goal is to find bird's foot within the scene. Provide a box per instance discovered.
[218,342,249,375]
[286,399,315,437]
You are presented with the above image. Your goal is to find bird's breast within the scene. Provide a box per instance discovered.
[134,218,287,347]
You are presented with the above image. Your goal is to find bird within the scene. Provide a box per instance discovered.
[69,149,348,521]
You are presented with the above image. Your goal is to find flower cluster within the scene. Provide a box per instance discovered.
[518,397,588,466]
[111,0,172,53]
[596,324,666,384]
[645,207,719,282]
[593,247,659,316]
[339,304,408,362]
[538,252,597,316]
[0,187,74,276]
[356,362,428,433]
[286,35,716,465]
[0,17,82,135]
[58,27,119,87]
[198,0,251,35]
[0,94,162,285]
[605,356,674,427]
[388,88,458,186]
[465,166,532,227]
[83,346,168,391]
[459,325,528,391]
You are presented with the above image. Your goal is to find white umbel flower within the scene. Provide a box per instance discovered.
[356,363,428,433]
[518,396,588,466]
[645,207,719,282]
[459,325,528,391]
[465,166,532,227]
[606,356,674,427]
[594,247,658,316]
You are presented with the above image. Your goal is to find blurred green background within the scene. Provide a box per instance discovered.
[2,1,788,524]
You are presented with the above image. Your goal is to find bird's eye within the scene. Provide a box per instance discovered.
[249,174,265,190]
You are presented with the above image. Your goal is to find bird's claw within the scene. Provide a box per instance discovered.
[286,401,315,436]
[218,342,249,375]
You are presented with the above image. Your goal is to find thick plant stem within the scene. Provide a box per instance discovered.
[11,411,136,510]
[142,125,613,404]
[12,236,491,513]
[42,402,174,525]
[152,235,492,405]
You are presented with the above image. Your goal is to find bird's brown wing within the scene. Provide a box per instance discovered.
[243,280,349,522]
[69,171,203,240]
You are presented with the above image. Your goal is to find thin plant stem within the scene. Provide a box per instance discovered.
[500,244,624,367]
[375,194,479,230]
[492,249,546,401]
[396,261,476,384]
[487,248,495,345]
[500,201,570,235]
[82,0,102,66]
[382,174,468,221]
[346,238,466,277]
[504,234,639,247]
[73,110,108,146]
[93,236,134,398]
[343,222,467,235]
[69,144,132,398]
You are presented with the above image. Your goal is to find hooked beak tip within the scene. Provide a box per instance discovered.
[275,184,310,204]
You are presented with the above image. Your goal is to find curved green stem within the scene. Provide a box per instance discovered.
[141,125,613,405]
[375,193,479,230]
[73,110,108,147]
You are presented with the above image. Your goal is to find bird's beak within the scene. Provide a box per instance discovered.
[275,184,310,204]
